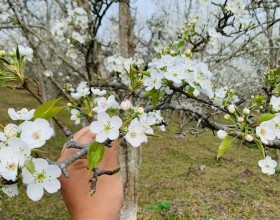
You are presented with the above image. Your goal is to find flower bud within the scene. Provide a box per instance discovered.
[170,50,176,55]
[67,103,73,107]
[227,104,236,113]
[0,50,6,57]
[224,114,231,120]
[185,49,192,57]
[245,134,253,142]
[137,107,144,114]
[217,130,227,139]
[181,54,186,58]
[121,99,132,111]
[238,117,244,123]
[243,108,250,115]
[9,51,15,57]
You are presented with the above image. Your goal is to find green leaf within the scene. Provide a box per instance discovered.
[16,46,20,61]
[143,88,157,97]
[140,71,150,77]
[259,113,275,122]
[51,106,66,116]
[34,97,63,119]
[87,142,105,171]
[177,40,185,48]
[152,90,160,107]
[255,139,265,157]
[24,160,35,174]
[217,137,235,159]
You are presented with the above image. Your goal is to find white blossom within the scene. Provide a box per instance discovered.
[71,81,90,99]
[148,54,175,69]
[270,96,280,112]
[91,88,106,96]
[90,112,122,143]
[0,138,31,181]
[0,124,18,142]
[125,123,147,147]
[20,118,54,148]
[22,158,61,201]
[92,95,120,113]
[256,121,277,144]
[2,184,19,197]
[164,86,173,95]
[258,156,277,175]
[206,28,222,54]
[143,69,164,91]
[70,109,81,125]
[165,65,186,84]
[272,114,280,138]
[8,108,35,121]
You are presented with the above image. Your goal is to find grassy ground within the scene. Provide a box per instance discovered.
[0,87,280,220]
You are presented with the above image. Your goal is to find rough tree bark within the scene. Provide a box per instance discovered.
[118,1,139,219]
[119,0,134,58]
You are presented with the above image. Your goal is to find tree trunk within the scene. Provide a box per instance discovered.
[119,141,140,220]
[119,0,134,58]
[118,1,138,219]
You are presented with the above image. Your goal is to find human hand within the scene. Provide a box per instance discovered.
[58,127,123,220]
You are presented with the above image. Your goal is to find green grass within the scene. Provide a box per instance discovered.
[1,87,280,219]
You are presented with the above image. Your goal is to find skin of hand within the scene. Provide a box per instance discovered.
[58,127,123,220]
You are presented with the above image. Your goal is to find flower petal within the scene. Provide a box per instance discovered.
[45,165,62,178]
[108,129,119,140]
[96,132,107,143]
[110,116,123,129]
[27,183,44,201]
[43,178,61,193]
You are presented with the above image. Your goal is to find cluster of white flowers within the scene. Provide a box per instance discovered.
[105,55,145,85]
[206,28,222,54]
[51,7,88,44]
[226,0,246,19]
[256,114,280,145]
[144,54,216,99]
[70,81,90,99]
[87,94,164,147]
[212,87,239,107]
[51,7,89,59]
[70,81,107,100]
[0,11,10,23]
[0,108,61,201]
